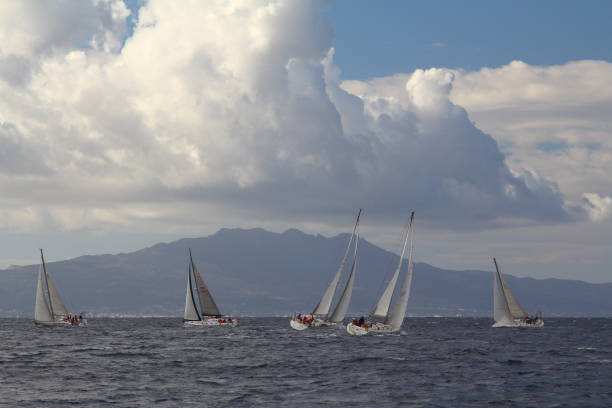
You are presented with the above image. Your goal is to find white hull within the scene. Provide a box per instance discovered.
[289,316,337,331]
[184,317,237,327]
[35,318,87,327]
[493,318,544,328]
[346,321,398,336]
[290,318,309,330]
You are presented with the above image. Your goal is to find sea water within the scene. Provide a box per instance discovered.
[1,317,611,407]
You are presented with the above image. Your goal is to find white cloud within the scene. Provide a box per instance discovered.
[0,122,50,174]
[0,0,129,86]
[581,193,612,222]
[452,60,612,111]
[0,0,608,236]
[450,60,612,216]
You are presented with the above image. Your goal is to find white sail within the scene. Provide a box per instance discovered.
[499,272,527,318]
[312,209,361,316]
[45,271,69,318]
[493,258,515,326]
[34,267,53,323]
[328,233,359,323]
[384,211,415,331]
[183,266,200,321]
[190,251,221,317]
[371,225,410,318]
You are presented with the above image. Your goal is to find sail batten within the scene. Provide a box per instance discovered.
[312,209,361,316]
[328,233,359,323]
[384,211,415,330]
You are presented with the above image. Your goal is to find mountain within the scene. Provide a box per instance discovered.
[1,228,611,317]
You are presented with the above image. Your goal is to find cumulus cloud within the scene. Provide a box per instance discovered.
[581,194,612,222]
[450,60,612,219]
[0,0,608,235]
[0,0,129,56]
[0,122,50,174]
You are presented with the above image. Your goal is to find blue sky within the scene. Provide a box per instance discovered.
[328,0,612,79]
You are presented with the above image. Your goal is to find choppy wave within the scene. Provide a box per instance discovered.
[1,317,611,407]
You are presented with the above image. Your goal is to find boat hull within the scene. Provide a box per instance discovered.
[290,316,337,330]
[35,318,87,327]
[184,317,237,327]
[290,318,309,330]
[493,318,544,328]
[346,321,399,336]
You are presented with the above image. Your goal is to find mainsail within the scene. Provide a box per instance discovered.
[189,250,221,317]
[183,263,201,321]
[45,271,69,318]
[327,233,359,323]
[497,261,527,318]
[312,209,362,316]
[34,267,53,323]
[371,221,411,318]
[384,211,416,330]
[35,249,70,323]
[492,258,514,325]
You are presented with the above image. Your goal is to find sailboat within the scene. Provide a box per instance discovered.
[183,249,237,327]
[34,249,86,326]
[492,258,543,327]
[346,211,415,336]
[289,209,361,330]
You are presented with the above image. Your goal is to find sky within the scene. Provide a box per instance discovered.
[0,0,611,283]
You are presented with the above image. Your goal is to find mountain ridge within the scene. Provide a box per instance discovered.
[1,227,611,317]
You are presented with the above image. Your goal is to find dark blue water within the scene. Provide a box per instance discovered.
[1,317,611,407]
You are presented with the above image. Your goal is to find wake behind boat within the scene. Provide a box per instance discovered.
[492,258,543,328]
[290,209,361,331]
[34,249,87,326]
[347,211,415,336]
[183,249,237,327]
